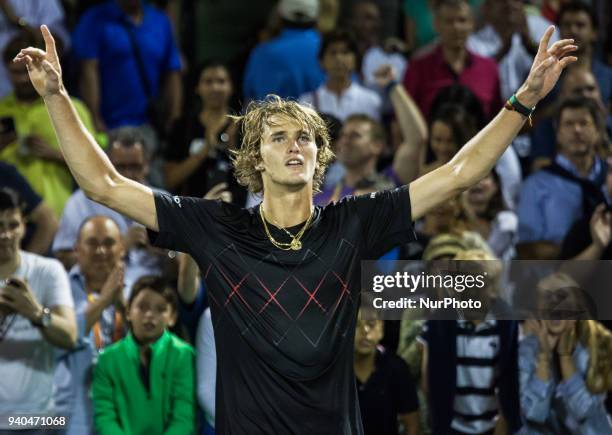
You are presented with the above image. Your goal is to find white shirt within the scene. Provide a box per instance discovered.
[299,82,383,122]
[0,251,73,423]
[196,308,216,428]
[361,46,407,91]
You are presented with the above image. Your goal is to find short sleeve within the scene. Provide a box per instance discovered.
[348,185,415,258]
[392,356,420,414]
[147,191,224,253]
[161,16,182,72]
[72,9,100,60]
[0,162,42,214]
[40,258,74,309]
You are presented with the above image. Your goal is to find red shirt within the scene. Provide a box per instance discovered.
[403,44,502,120]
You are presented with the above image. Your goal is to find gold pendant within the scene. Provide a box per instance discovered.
[290,239,302,250]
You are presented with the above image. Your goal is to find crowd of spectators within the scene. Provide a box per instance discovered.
[1,0,612,434]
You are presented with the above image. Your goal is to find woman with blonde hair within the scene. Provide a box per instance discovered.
[519,272,612,434]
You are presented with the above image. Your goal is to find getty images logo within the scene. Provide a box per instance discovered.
[173,196,182,208]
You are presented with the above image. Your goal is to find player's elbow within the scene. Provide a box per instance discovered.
[83,171,122,205]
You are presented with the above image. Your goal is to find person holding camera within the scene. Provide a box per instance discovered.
[0,187,76,434]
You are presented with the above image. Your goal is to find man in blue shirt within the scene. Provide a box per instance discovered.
[242,0,325,102]
[518,96,608,259]
[72,0,182,133]
[558,1,611,113]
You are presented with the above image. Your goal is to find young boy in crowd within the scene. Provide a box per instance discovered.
[92,276,196,435]
[355,304,422,435]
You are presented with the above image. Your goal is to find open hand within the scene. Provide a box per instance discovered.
[519,26,578,107]
[13,25,62,97]
[590,204,611,249]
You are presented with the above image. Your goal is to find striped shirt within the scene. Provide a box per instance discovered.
[451,319,500,434]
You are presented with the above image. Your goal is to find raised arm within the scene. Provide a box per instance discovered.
[14,25,159,231]
[409,26,577,220]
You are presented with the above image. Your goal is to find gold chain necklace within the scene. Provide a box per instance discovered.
[259,206,314,251]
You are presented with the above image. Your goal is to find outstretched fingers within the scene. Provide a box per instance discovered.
[547,39,576,58]
[537,26,555,54]
[558,56,578,69]
[18,47,47,61]
[40,25,59,64]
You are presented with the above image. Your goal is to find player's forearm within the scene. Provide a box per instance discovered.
[451,86,537,190]
[43,90,119,202]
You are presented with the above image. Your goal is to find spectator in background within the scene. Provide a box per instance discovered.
[349,1,407,91]
[520,273,612,434]
[73,0,182,140]
[164,61,246,205]
[0,0,69,98]
[419,251,521,434]
[52,128,170,285]
[315,68,427,205]
[0,161,58,255]
[60,216,128,435]
[420,103,478,175]
[468,0,558,101]
[403,0,502,121]
[403,0,483,53]
[467,0,559,163]
[0,188,76,434]
[243,0,325,102]
[426,84,522,209]
[300,29,382,122]
[92,276,196,435]
[517,96,607,259]
[0,32,96,217]
[531,67,610,170]
[188,0,277,101]
[354,306,421,435]
[462,170,518,260]
[560,154,612,260]
[559,1,612,112]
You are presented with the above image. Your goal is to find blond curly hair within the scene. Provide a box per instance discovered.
[230,96,335,194]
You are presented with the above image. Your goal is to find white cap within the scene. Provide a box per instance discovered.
[278,0,319,23]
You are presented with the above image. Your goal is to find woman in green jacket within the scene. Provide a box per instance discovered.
[92,275,196,435]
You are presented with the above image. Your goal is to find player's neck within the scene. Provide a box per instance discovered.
[261,188,314,228]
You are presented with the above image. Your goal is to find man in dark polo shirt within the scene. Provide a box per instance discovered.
[19,24,575,434]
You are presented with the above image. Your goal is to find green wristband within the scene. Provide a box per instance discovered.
[508,94,534,117]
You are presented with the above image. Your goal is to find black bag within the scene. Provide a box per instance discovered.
[543,160,609,217]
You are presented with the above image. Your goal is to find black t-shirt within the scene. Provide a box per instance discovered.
[164,115,247,205]
[148,186,415,435]
[357,349,419,435]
